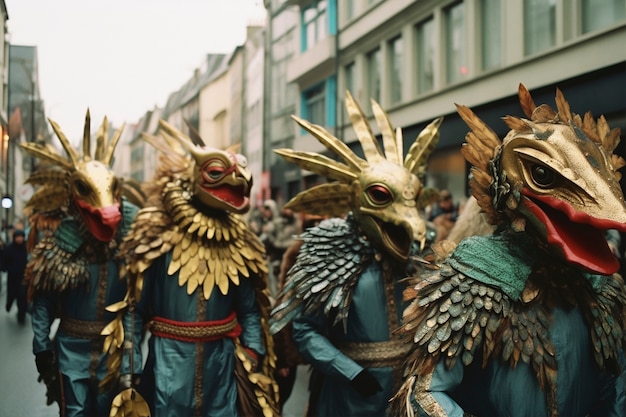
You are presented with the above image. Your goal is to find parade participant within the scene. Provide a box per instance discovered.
[270,91,442,416]
[103,120,279,417]
[2,228,28,325]
[23,112,140,416]
[390,84,626,417]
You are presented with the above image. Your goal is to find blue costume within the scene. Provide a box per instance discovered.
[103,121,278,417]
[22,113,139,416]
[30,207,137,416]
[270,92,442,416]
[390,84,626,417]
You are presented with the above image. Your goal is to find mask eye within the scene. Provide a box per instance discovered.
[366,184,393,206]
[74,179,91,196]
[201,159,227,184]
[530,163,556,188]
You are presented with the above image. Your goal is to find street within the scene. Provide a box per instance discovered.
[0,273,57,417]
[0,273,309,417]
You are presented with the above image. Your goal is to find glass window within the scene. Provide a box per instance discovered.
[367,48,381,103]
[524,0,556,55]
[416,18,435,94]
[582,0,626,33]
[389,36,403,104]
[303,0,327,50]
[345,62,355,94]
[346,0,355,21]
[480,0,501,70]
[304,83,326,126]
[445,2,468,84]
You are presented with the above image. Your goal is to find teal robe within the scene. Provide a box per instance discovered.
[124,252,265,417]
[292,257,408,417]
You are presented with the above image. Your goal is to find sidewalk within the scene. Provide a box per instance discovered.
[0,272,58,417]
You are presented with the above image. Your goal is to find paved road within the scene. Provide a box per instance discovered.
[0,273,310,417]
[0,273,58,417]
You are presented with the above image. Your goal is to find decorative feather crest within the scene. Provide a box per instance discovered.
[458,83,624,225]
[20,110,126,218]
[278,91,442,216]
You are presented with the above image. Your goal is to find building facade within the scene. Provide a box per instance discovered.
[267,0,626,206]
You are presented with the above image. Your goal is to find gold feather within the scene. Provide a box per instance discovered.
[554,88,573,123]
[371,99,401,165]
[273,148,358,183]
[404,117,443,176]
[284,182,353,217]
[517,83,536,118]
[47,117,80,167]
[20,142,74,171]
[291,115,364,171]
[345,91,384,164]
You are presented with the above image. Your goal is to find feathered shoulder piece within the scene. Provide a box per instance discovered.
[120,121,267,302]
[270,215,373,334]
[25,199,139,298]
[390,231,626,417]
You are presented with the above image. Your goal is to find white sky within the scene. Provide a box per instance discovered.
[6,0,266,142]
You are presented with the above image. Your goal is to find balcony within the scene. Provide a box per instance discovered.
[286,35,336,85]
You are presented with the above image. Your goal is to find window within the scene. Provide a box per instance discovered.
[344,62,355,94]
[389,36,403,104]
[582,0,625,33]
[416,18,435,94]
[366,48,381,103]
[304,83,326,126]
[524,0,556,55]
[346,0,355,21]
[302,0,327,51]
[445,2,468,84]
[480,0,501,70]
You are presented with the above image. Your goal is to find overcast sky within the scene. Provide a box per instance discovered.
[6,0,266,142]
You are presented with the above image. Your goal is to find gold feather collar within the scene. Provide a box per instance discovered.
[126,178,267,301]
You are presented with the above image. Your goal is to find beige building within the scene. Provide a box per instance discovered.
[266,0,626,205]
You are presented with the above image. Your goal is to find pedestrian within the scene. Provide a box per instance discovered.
[390,84,626,417]
[272,213,322,413]
[104,120,279,417]
[23,114,140,416]
[427,189,459,241]
[2,229,28,324]
[270,91,442,416]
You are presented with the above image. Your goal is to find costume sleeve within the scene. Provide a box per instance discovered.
[292,311,362,383]
[235,275,265,357]
[31,291,56,354]
[412,359,465,417]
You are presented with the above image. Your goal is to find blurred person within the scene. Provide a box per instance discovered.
[259,199,281,296]
[272,213,323,413]
[428,189,460,241]
[2,229,28,324]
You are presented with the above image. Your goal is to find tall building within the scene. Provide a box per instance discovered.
[7,44,47,229]
[266,0,626,204]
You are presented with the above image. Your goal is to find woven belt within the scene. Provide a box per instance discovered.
[150,312,242,343]
[59,317,108,339]
[336,339,411,369]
